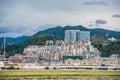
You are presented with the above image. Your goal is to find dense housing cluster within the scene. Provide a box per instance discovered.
[0,30,119,70]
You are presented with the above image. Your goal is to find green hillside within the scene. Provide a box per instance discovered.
[92,40,120,57]
[2,25,120,57]
[4,34,59,57]
[0,36,30,46]
[35,25,89,39]
[35,25,120,39]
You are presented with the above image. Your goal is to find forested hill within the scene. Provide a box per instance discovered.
[3,34,120,57]
[1,25,120,46]
[5,34,59,57]
[1,25,120,57]
[0,36,30,46]
[35,25,120,39]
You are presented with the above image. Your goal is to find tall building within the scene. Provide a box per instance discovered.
[65,30,80,43]
[79,31,90,41]
[65,30,90,43]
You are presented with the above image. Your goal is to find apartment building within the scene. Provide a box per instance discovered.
[64,30,90,43]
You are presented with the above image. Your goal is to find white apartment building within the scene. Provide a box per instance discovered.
[64,30,90,43]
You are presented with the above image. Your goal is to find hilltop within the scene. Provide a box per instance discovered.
[35,25,120,39]
[1,25,120,46]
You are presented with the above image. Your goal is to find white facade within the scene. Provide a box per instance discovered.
[0,61,4,67]
[108,37,117,41]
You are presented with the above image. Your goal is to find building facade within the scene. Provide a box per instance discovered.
[65,30,90,43]
[65,30,80,43]
[79,31,90,41]
[23,40,101,65]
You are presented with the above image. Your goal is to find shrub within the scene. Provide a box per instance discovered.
[1,67,5,70]
[45,66,49,69]
[53,67,56,69]
[9,65,15,69]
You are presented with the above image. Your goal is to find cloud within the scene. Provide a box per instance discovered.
[88,24,94,27]
[84,0,108,6]
[0,22,24,33]
[0,22,10,33]
[0,0,120,37]
[95,19,107,24]
[0,21,55,37]
[113,14,120,18]
[87,19,108,28]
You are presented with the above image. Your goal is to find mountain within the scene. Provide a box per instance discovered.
[90,28,120,39]
[35,25,89,39]
[35,25,120,40]
[1,25,120,57]
[0,36,30,46]
[1,25,120,46]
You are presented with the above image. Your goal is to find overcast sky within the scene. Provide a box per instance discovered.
[0,0,120,37]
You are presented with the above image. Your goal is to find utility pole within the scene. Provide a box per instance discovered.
[118,54,120,70]
[118,54,119,64]
[3,36,6,63]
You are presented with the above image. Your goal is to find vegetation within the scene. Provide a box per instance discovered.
[44,66,49,69]
[90,35,107,42]
[0,36,30,46]
[92,40,120,57]
[35,25,120,39]
[3,34,59,57]
[1,65,15,70]
[24,34,59,45]
[1,25,120,46]
[1,25,120,57]
[0,70,119,78]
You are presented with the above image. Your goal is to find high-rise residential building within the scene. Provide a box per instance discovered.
[65,30,80,43]
[65,30,90,43]
[79,31,90,41]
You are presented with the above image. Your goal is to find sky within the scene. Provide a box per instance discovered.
[0,0,120,37]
